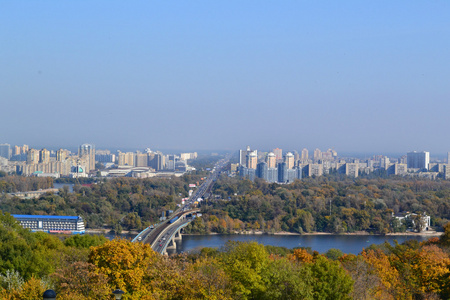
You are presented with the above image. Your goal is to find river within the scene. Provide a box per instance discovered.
[166,233,435,255]
[88,231,435,254]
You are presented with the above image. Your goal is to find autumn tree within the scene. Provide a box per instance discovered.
[88,239,156,299]
[52,261,110,300]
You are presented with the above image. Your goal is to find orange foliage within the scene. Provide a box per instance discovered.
[413,245,450,294]
[289,248,313,263]
[361,249,404,299]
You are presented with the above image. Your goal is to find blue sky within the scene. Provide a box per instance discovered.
[1,1,449,154]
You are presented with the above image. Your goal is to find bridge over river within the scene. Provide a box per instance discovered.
[132,155,230,254]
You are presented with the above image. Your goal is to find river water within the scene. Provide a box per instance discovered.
[88,231,436,255]
[168,234,434,255]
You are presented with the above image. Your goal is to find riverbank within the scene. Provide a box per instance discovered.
[85,228,443,237]
[185,230,443,236]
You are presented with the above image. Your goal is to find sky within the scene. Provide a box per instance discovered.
[1,1,449,154]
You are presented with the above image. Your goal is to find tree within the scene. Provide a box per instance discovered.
[0,212,62,279]
[64,234,108,249]
[306,255,353,300]
[181,257,233,300]
[340,255,381,300]
[52,261,110,300]
[122,213,142,231]
[289,248,313,263]
[361,248,404,299]
[439,222,450,247]
[412,245,450,297]
[220,241,269,299]
[88,239,156,299]
[325,248,344,261]
[260,257,313,300]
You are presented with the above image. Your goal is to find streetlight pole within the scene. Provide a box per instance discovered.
[112,289,125,299]
[43,289,57,300]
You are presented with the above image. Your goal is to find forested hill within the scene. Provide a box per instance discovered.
[3,173,450,234]
[0,172,209,231]
[185,176,450,234]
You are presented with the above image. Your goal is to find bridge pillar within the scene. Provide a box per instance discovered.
[166,237,177,250]
[174,229,182,240]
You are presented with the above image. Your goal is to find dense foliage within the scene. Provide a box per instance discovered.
[185,175,450,234]
[0,176,53,193]
[3,209,450,299]
[0,173,208,230]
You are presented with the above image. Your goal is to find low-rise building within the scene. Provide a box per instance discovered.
[12,215,85,234]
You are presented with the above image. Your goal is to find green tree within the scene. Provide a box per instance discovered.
[259,258,313,300]
[64,234,108,249]
[220,241,269,299]
[306,255,353,300]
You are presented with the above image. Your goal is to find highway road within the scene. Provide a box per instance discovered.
[141,154,230,253]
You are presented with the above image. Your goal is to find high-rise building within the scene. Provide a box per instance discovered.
[273,148,283,162]
[285,169,297,183]
[293,151,300,162]
[256,162,268,181]
[239,165,256,181]
[14,146,21,156]
[27,149,39,164]
[448,152,450,164]
[322,152,332,161]
[239,146,253,166]
[345,163,359,178]
[118,151,135,166]
[266,152,276,168]
[180,152,198,161]
[444,165,450,180]
[79,144,95,172]
[380,156,390,169]
[56,149,68,162]
[301,148,309,162]
[165,155,176,170]
[246,151,257,169]
[149,152,163,170]
[407,151,430,170]
[278,162,287,183]
[0,144,11,159]
[307,163,323,177]
[284,152,294,169]
[39,149,50,163]
[95,153,115,163]
[267,168,278,183]
[313,148,322,162]
[135,153,149,167]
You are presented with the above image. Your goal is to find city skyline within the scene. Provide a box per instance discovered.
[1,2,450,152]
[3,141,450,160]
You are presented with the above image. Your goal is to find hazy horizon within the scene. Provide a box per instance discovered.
[1,1,449,153]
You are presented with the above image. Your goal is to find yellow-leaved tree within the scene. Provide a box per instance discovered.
[88,239,156,299]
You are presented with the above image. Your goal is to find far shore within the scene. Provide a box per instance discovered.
[182,230,444,237]
[84,228,443,237]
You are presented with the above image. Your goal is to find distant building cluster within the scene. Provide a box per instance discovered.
[236,147,450,183]
[238,146,302,183]
[0,142,197,178]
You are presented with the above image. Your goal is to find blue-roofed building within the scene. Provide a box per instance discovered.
[12,215,85,234]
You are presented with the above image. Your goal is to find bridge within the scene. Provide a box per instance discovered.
[133,155,230,254]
